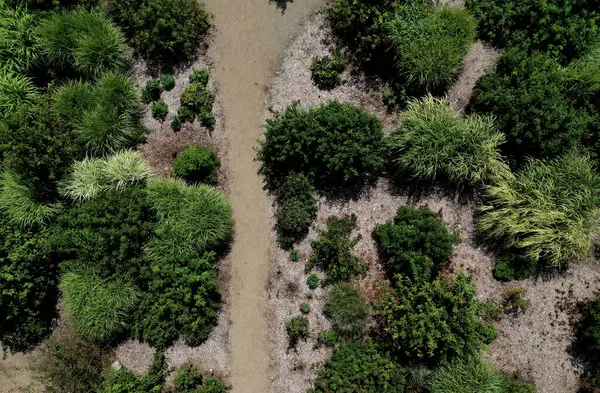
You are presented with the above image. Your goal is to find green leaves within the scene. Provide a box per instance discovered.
[171,145,220,186]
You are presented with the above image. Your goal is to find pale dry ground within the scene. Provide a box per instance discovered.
[267,13,600,393]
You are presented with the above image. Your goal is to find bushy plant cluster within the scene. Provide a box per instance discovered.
[171,145,220,185]
[310,51,345,90]
[179,70,215,127]
[323,282,370,337]
[274,173,317,249]
[286,315,309,349]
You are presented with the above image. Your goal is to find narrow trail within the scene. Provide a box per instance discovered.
[201,1,324,392]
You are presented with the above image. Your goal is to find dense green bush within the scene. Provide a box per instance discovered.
[171,362,228,392]
[308,341,405,393]
[53,80,97,128]
[274,173,317,249]
[471,49,593,164]
[141,79,161,103]
[388,95,508,186]
[160,74,175,91]
[189,69,209,86]
[258,100,384,191]
[61,270,139,343]
[97,350,167,393]
[575,297,600,359]
[0,211,58,352]
[307,215,365,284]
[311,52,345,90]
[178,105,195,123]
[107,0,210,67]
[180,81,214,125]
[466,0,599,63]
[307,273,319,289]
[170,114,181,131]
[428,358,504,393]
[373,206,459,282]
[286,315,309,349]
[382,272,495,364]
[300,302,311,314]
[0,69,41,114]
[0,2,40,74]
[171,145,220,185]
[492,254,537,282]
[386,3,476,93]
[478,154,600,267]
[323,282,370,337]
[151,99,168,120]
[37,8,129,77]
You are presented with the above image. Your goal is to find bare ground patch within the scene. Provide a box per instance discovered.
[267,12,597,393]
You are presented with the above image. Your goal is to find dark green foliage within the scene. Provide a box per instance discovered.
[151,99,168,120]
[198,107,215,127]
[575,298,600,359]
[258,100,384,191]
[307,215,365,284]
[382,273,495,364]
[428,358,504,393]
[466,0,599,63]
[492,254,537,282]
[323,282,370,337]
[322,330,339,348]
[0,211,58,352]
[171,145,220,185]
[275,173,317,249]
[286,315,309,349]
[291,249,300,262]
[159,74,175,91]
[307,273,319,289]
[178,105,195,123]
[54,81,96,129]
[502,376,536,393]
[173,362,203,391]
[300,302,311,314]
[107,0,210,67]
[502,287,530,315]
[180,82,214,126]
[170,115,181,131]
[311,52,345,90]
[97,350,167,393]
[471,49,593,164]
[0,3,40,74]
[189,69,209,86]
[308,341,406,393]
[373,206,458,282]
[141,79,161,103]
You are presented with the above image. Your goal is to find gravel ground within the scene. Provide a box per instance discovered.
[266,13,599,393]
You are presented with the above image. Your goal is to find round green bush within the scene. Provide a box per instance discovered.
[171,145,220,185]
[0,69,41,114]
[307,273,319,289]
[141,79,161,103]
[159,74,175,91]
[258,100,384,191]
[151,99,169,121]
[428,358,504,393]
[189,69,209,86]
[170,114,181,131]
[53,80,96,128]
[300,302,311,314]
[323,282,370,336]
[274,174,317,249]
[180,82,214,114]
[177,105,195,123]
[388,95,508,186]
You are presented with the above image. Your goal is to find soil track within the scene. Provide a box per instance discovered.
[201,1,324,392]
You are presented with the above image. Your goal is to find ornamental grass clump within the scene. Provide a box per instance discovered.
[428,358,504,393]
[0,3,40,73]
[171,145,220,185]
[0,69,41,114]
[478,154,600,267]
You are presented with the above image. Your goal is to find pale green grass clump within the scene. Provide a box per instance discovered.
[428,358,504,393]
[61,150,154,201]
[0,68,40,114]
[0,1,40,73]
[388,95,508,186]
[478,154,600,266]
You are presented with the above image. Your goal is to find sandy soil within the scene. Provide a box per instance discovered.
[0,351,42,393]
[266,13,599,393]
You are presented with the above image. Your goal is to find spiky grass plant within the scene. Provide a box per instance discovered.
[61,269,139,343]
[53,80,96,128]
[388,95,508,186]
[0,171,61,227]
[0,68,40,114]
[61,150,153,201]
[0,3,40,73]
[478,154,600,267]
[146,178,233,258]
[428,358,504,393]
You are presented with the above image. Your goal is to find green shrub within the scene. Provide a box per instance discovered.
[373,206,459,282]
[171,145,220,185]
[307,273,319,289]
[471,49,593,164]
[170,114,181,131]
[61,270,139,343]
[575,297,600,360]
[151,99,168,120]
[180,82,214,118]
[173,362,203,391]
[382,272,495,364]
[478,154,600,267]
[388,95,508,186]
[322,330,339,348]
[308,341,405,393]
[492,254,537,282]
[502,376,536,393]
[189,69,209,86]
[0,69,41,114]
[53,81,96,129]
[502,287,530,315]
[428,358,504,393]
[37,8,129,77]
[258,100,384,191]
[275,173,317,249]
[291,249,300,262]
[466,0,599,63]
[141,79,161,103]
[108,0,210,66]
[198,107,215,127]
[178,105,195,123]
[323,282,370,336]
[37,326,107,393]
[300,302,311,314]
[286,315,309,349]
[386,3,476,93]
[0,211,58,352]
[159,73,175,91]
[307,215,365,283]
[0,3,40,73]
[311,52,345,90]
[97,350,167,393]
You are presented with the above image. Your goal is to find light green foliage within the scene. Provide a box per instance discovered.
[0,2,40,73]
[61,150,153,201]
[151,99,168,120]
[311,52,345,90]
[388,95,508,186]
[286,315,309,349]
[171,145,220,185]
[307,215,365,284]
[382,273,495,364]
[323,282,370,336]
[180,81,214,126]
[300,303,311,314]
[0,171,61,227]
[61,270,139,343]
[189,69,209,86]
[386,3,476,92]
[0,68,40,114]
[478,154,600,267]
[97,350,167,393]
[37,8,129,77]
[428,358,504,393]
[308,341,405,393]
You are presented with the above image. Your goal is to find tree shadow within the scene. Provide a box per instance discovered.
[269,0,294,13]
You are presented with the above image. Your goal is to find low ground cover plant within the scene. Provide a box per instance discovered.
[274,173,317,249]
[286,315,309,349]
[310,51,345,90]
[323,282,370,337]
[171,145,220,185]
[428,358,504,393]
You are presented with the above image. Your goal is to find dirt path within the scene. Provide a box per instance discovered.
[201,1,324,392]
